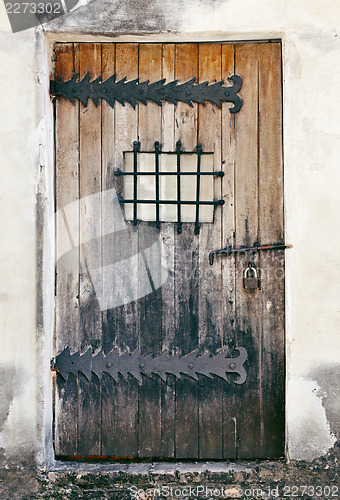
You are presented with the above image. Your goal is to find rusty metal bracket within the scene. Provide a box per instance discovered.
[50,74,243,113]
[51,346,248,385]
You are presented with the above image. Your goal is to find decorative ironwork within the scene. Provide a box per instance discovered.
[120,141,224,233]
[50,73,243,113]
[51,346,248,385]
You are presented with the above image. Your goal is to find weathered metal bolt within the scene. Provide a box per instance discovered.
[188,362,194,369]
[229,363,236,370]
[139,363,145,369]
[107,362,112,368]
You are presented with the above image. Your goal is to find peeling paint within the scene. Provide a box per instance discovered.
[46,0,180,34]
[310,364,340,441]
[287,378,336,461]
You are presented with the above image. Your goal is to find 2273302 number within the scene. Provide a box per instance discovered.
[283,485,339,497]
[5,2,62,14]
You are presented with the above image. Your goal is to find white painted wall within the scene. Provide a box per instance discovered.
[0,0,339,464]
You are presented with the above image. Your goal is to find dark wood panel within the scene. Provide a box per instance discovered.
[78,43,102,456]
[197,43,223,459]
[221,43,238,459]
[234,43,263,459]
[54,41,285,460]
[101,43,140,457]
[54,42,79,456]
[174,43,199,459]
[138,44,163,457]
[160,43,176,458]
[258,42,285,458]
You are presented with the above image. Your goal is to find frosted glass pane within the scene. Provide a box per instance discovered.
[123,152,214,223]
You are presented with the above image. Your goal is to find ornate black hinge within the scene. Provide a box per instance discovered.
[50,74,243,113]
[51,346,248,385]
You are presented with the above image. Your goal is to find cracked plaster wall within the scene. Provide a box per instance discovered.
[0,0,339,466]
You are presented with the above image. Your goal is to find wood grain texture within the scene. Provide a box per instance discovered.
[78,43,102,456]
[54,41,285,460]
[221,44,238,459]
[54,43,79,456]
[101,43,140,457]
[234,43,263,459]
[137,44,163,457]
[197,43,223,459]
[160,43,176,458]
[258,42,285,458]
[174,44,199,459]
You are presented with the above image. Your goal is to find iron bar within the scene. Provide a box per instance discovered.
[209,243,293,265]
[120,199,224,206]
[195,144,202,235]
[132,141,139,229]
[176,140,182,234]
[115,170,224,176]
[155,141,160,229]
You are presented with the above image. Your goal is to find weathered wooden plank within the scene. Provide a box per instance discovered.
[234,43,263,458]
[221,43,238,459]
[197,43,223,459]
[101,42,116,354]
[258,42,285,458]
[174,43,199,459]
[54,42,79,456]
[78,43,102,456]
[101,43,140,457]
[160,43,176,458]
[138,43,163,457]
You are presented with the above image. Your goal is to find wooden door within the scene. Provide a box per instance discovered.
[53,41,284,460]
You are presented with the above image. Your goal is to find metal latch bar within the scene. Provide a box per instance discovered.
[209,243,292,265]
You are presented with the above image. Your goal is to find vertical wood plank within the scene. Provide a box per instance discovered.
[221,43,238,459]
[258,42,285,458]
[174,43,199,459]
[138,43,163,457]
[234,43,263,458]
[160,43,176,458]
[54,42,79,456]
[101,43,140,457]
[101,43,116,355]
[78,43,102,456]
[197,43,223,459]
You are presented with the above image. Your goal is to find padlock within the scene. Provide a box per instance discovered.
[243,263,260,290]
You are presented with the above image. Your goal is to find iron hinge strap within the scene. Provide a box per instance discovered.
[51,347,248,385]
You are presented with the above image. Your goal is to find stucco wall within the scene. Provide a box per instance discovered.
[0,0,339,468]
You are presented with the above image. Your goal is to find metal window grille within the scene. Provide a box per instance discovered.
[116,141,224,234]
